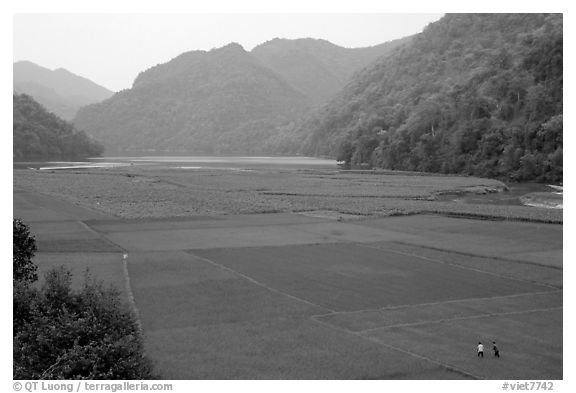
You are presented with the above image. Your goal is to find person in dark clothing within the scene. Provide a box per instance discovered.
[493,341,500,358]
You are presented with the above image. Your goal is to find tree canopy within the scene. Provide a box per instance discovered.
[296,14,562,183]
[13,219,154,379]
[13,93,104,161]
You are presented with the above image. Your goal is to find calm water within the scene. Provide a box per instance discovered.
[92,155,338,169]
[14,156,338,170]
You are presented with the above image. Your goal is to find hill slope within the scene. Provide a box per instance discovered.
[75,43,308,154]
[13,93,104,161]
[252,37,409,107]
[298,14,562,183]
[73,39,404,154]
[13,61,114,120]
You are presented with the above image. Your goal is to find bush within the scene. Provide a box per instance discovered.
[13,218,37,283]
[13,219,154,379]
[14,267,154,379]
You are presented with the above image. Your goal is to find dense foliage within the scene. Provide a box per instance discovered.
[13,220,154,379]
[13,93,104,161]
[13,218,37,283]
[73,40,401,154]
[74,44,306,154]
[298,14,562,183]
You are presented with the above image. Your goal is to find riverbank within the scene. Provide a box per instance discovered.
[13,165,562,224]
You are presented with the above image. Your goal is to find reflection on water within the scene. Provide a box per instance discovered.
[13,161,130,170]
[91,155,337,168]
[14,156,337,171]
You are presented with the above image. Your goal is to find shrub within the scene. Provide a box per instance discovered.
[13,218,37,283]
[14,266,154,379]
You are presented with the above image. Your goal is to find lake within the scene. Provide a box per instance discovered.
[93,155,338,169]
[13,156,337,171]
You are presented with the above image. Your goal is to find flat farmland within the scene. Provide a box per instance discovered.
[362,306,562,379]
[127,250,464,379]
[191,243,549,312]
[110,215,560,379]
[13,167,563,379]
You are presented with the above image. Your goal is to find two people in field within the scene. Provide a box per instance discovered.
[477,341,500,358]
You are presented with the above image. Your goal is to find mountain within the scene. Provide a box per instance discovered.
[297,14,562,183]
[73,39,404,154]
[252,37,410,107]
[74,43,308,154]
[13,93,104,161]
[13,61,114,120]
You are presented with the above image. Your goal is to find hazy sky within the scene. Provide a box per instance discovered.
[13,13,443,91]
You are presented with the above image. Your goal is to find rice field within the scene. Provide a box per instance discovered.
[13,165,563,379]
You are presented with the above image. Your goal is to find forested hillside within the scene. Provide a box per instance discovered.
[252,37,409,107]
[13,94,104,161]
[297,14,562,183]
[73,40,401,154]
[14,61,114,120]
[75,43,307,154]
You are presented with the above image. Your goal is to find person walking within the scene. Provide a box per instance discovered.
[493,341,500,358]
[477,342,484,357]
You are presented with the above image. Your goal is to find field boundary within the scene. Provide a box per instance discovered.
[311,313,480,379]
[122,253,143,334]
[187,248,557,380]
[358,306,562,333]
[390,240,563,271]
[354,242,560,289]
[77,220,126,251]
[189,253,334,313]
[421,210,563,225]
[311,301,561,380]
[312,289,562,319]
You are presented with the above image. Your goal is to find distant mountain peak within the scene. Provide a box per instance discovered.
[251,36,410,106]
[53,67,73,74]
[215,42,246,52]
[14,60,40,67]
[13,60,114,120]
[208,42,250,60]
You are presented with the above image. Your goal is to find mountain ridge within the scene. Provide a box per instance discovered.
[74,38,403,154]
[74,41,310,153]
[13,61,114,120]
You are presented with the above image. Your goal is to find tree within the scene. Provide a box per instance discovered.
[13,94,105,161]
[14,267,155,379]
[13,219,155,379]
[13,218,37,283]
[336,139,354,169]
[295,14,562,183]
